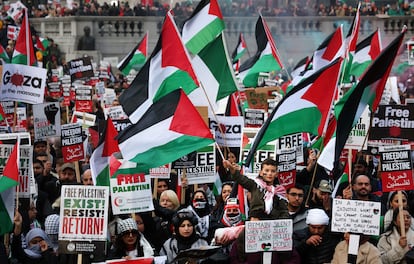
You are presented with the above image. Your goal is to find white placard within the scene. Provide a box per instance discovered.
[245,219,293,253]
[332,198,381,235]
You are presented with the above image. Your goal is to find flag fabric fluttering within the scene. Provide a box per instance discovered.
[0,141,19,235]
[119,11,199,124]
[11,9,36,66]
[182,0,237,115]
[311,26,344,72]
[244,58,343,166]
[90,118,120,186]
[117,89,214,173]
[347,30,382,82]
[318,29,406,171]
[238,16,284,88]
[232,33,247,63]
[118,32,148,75]
[188,34,239,114]
[0,45,10,63]
[181,0,225,55]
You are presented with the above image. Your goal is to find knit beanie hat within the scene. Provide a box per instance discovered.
[117,218,138,235]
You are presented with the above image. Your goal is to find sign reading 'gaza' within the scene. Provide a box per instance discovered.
[370,104,414,141]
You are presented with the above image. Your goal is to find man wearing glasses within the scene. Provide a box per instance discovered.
[286,184,308,232]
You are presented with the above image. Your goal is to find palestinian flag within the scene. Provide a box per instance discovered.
[348,30,382,82]
[239,16,283,88]
[0,141,19,235]
[119,11,199,124]
[35,36,50,52]
[0,104,5,121]
[117,89,214,173]
[244,58,342,165]
[11,9,36,66]
[181,0,224,55]
[312,26,344,72]
[188,34,238,114]
[118,32,148,75]
[90,118,120,186]
[290,56,309,79]
[0,45,10,63]
[232,33,247,63]
[225,92,242,116]
[318,29,405,171]
[341,5,360,84]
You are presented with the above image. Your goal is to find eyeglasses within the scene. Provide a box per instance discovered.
[122,230,138,236]
[288,192,304,198]
[176,210,195,219]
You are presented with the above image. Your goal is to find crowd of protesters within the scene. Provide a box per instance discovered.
[1,0,414,19]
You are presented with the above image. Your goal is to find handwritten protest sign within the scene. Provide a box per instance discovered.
[332,198,381,236]
[245,219,293,253]
[59,185,109,254]
[380,145,414,192]
[61,123,84,163]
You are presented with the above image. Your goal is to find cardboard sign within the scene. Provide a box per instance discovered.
[380,145,414,192]
[0,64,47,104]
[59,185,109,254]
[245,219,293,253]
[370,104,414,141]
[332,198,381,235]
[61,123,84,163]
[33,102,61,140]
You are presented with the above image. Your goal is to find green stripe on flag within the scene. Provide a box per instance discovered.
[186,19,224,55]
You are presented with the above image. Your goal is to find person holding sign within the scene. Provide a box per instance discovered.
[384,191,414,231]
[160,209,208,264]
[331,233,381,264]
[108,218,155,260]
[378,207,414,264]
[222,158,289,220]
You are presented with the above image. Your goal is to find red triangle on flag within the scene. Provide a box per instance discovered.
[322,27,343,61]
[138,33,148,57]
[209,0,223,19]
[4,141,19,182]
[109,154,122,177]
[102,118,120,157]
[161,12,199,86]
[170,90,213,139]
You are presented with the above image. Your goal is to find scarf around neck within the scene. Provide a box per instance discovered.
[254,177,287,214]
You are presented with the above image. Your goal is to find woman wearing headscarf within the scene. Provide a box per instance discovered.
[383,191,414,231]
[186,189,213,240]
[160,209,208,264]
[11,211,57,264]
[108,218,154,260]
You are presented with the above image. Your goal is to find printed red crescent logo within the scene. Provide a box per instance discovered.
[113,197,124,207]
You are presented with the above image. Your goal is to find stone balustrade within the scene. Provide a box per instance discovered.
[29,15,414,65]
